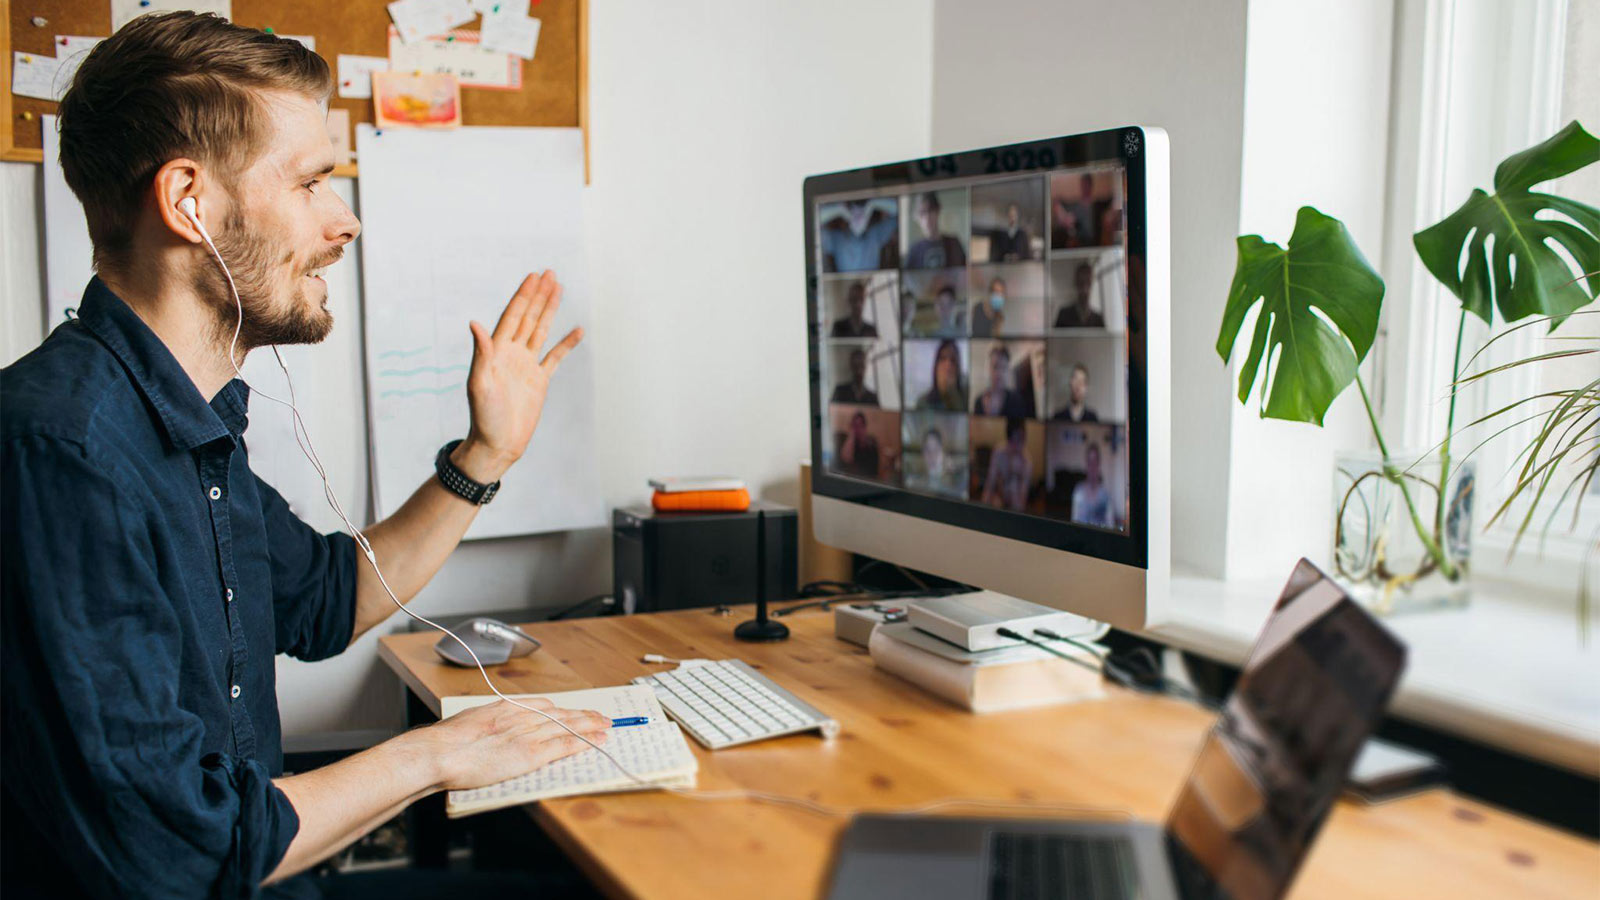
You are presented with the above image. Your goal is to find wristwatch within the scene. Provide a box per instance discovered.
[435,439,500,505]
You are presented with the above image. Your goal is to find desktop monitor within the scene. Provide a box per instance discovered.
[804,126,1169,629]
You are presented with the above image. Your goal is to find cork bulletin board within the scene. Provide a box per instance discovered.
[2,0,588,177]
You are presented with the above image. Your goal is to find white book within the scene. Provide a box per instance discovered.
[439,685,698,818]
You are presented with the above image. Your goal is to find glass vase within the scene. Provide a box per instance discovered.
[1332,450,1474,614]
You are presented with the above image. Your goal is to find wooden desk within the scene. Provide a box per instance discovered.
[377,606,1599,899]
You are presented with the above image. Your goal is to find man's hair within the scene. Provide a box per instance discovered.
[918,191,942,213]
[57,12,332,272]
[1072,362,1090,379]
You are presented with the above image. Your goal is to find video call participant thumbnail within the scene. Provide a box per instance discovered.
[970,177,1045,263]
[904,269,968,337]
[830,346,880,406]
[972,341,1037,419]
[1052,260,1105,329]
[820,197,899,272]
[902,412,968,500]
[1044,423,1128,531]
[1050,169,1123,250]
[908,338,968,412]
[904,190,969,269]
[975,416,1043,513]
[1051,362,1098,423]
[971,276,1006,337]
[830,280,879,338]
[830,405,901,482]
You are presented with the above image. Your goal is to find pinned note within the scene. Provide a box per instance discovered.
[386,27,521,91]
[12,52,65,101]
[479,11,540,60]
[337,54,390,99]
[52,36,103,90]
[278,34,317,52]
[387,0,475,44]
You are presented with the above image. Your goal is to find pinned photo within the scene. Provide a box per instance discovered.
[371,71,462,128]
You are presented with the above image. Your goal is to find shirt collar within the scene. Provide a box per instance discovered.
[76,277,249,450]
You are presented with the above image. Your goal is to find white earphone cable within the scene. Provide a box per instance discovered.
[191,214,1129,823]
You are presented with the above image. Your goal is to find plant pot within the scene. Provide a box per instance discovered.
[1333,450,1475,614]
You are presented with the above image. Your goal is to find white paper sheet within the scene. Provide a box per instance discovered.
[479,13,540,60]
[336,54,389,99]
[386,27,521,91]
[355,125,602,539]
[387,0,476,44]
[41,116,93,330]
[12,52,65,101]
[53,36,103,89]
[110,0,232,32]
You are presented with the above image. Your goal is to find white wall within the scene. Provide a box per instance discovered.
[0,0,934,736]
[930,0,1251,577]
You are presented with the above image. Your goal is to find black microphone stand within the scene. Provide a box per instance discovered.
[735,508,789,642]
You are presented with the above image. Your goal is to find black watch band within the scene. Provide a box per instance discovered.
[435,439,500,505]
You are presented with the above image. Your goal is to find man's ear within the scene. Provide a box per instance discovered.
[153,159,206,244]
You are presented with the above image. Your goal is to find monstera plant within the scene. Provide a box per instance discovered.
[1216,121,1599,603]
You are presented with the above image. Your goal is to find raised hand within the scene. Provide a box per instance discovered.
[455,270,583,483]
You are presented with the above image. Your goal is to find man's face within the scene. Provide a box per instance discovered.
[989,351,1008,387]
[850,414,868,439]
[918,199,940,237]
[1070,368,1088,404]
[1085,444,1102,480]
[1075,265,1093,299]
[846,200,871,236]
[937,289,955,320]
[206,90,360,350]
[1079,174,1094,200]
[848,285,865,318]
[1007,204,1019,228]
[850,349,866,381]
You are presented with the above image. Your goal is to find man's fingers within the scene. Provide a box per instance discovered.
[510,270,557,346]
[525,282,563,351]
[541,328,584,371]
[494,273,541,342]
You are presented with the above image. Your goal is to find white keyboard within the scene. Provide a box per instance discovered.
[632,659,840,750]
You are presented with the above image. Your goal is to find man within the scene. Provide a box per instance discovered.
[1053,261,1105,329]
[987,203,1032,262]
[934,285,966,335]
[905,192,966,269]
[830,281,878,338]
[830,347,880,405]
[837,411,882,480]
[821,198,898,272]
[1051,362,1100,423]
[912,425,963,498]
[980,417,1033,512]
[1,14,609,898]
[973,344,1030,418]
[1071,442,1117,529]
[1053,172,1098,248]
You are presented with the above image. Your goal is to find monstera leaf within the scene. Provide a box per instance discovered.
[1216,206,1384,426]
[1415,120,1600,326]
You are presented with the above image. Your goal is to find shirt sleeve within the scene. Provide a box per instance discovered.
[1,436,300,899]
[253,475,358,661]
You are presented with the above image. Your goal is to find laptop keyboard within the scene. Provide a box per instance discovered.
[988,832,1139,900]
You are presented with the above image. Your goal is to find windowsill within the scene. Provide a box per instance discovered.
[1146,571,1600,777]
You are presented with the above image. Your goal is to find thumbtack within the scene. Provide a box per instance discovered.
[446,35,455,42]
[343,80,352,87]
[20,111,36,122]
[492,3,500,10]
[21,55,31,63]
[140,1,151,6]
[31,16,49,27]
[59,37,68,45]
[264,26,274,34]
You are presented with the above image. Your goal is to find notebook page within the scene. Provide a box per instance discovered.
[446,720,698,815]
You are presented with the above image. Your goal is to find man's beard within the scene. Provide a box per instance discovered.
[201,208,337,351]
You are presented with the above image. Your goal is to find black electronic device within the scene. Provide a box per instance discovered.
[612,501,798,615]
[734,509,790,642]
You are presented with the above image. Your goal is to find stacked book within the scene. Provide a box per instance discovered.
[649,476,750,512]
[867,608,1105,713]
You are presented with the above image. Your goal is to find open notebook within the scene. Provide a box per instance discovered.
[439,685,699,818]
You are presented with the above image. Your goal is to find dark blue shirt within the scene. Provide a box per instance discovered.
[1,279,358,898]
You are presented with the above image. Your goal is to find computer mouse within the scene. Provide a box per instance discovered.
[433,617,542,667]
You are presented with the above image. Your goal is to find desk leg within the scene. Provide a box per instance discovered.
[404,691,450,869]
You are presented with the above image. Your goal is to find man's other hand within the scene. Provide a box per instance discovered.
[408,697,611,791]
[455,270,584,483]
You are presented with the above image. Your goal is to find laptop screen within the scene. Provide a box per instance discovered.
[1165,560,1406,900]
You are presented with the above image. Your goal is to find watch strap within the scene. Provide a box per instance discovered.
[435,439,500,505]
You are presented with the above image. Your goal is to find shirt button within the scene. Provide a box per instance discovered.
[208,486,222,500]
[230,685,241,699]
[225,588,234,602]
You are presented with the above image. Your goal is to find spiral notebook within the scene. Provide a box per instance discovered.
[439,685,699,818]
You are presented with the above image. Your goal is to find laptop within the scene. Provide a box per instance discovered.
[825,559,1407,900]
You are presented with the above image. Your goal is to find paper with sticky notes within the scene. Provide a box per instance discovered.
[387,0,476,44]
[110,0,232,32]
[337,54,390,99]
[480,11,541,60]
[12,52,65,102]
[439,686,698,818]
[387,27,522,91]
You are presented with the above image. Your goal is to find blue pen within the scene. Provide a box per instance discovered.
[611,716,649,727]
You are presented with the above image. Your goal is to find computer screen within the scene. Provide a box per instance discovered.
[806,127,1162,574]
